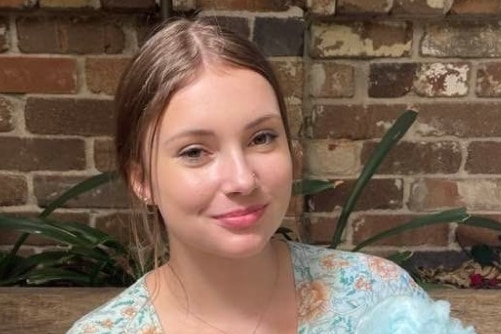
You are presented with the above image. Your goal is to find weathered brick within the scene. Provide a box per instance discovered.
[94,212,140,244]
[291,139,303,179]
[253,17,304,57]
[309,0,335,15]
[450,0,501,15]
[0,212,90,246]
[101,0,155,10]
[476,62,501,97]
[369,63,417,98]
[17,16,125,54]
[285,103,302,138]
[0,0,35,8]
[94,138,116,172]
[203,16,250,39]
[307,178,403,212]
[196,0,293,11]
[421,21,501,58]
[362,141,462,175]
[0,97,14,132]
[304,140,361,176]
[312,103,501,139]
[0,57,76,94]
[352,214,450,246]
[393,0,453,16]
[337,0,392,14]
[414,62,470,97]
[409,178,501,211]
[270,60,303,103]
[307,215,339,245]
[465,142,501,174]
[25,97,114,136]
[309,62,354,98]
[34,175,129,208]
[0,137,86,171]
[0,175,27,206]
[311,21,412,58]
[456,214,501,247]
[0,17,8,52]
[40,0,99,8]
[409,251,468,269]
[311,104,405,140]
[86,57,130,95]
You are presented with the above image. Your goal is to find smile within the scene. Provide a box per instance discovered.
[212,204,268,229]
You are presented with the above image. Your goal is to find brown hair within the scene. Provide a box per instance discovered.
[114,17,291,271]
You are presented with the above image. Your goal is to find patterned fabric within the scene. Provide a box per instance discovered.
[67,242,464,334]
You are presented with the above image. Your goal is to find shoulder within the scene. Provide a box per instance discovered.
[66,276,162,334]
[288,241,423,297]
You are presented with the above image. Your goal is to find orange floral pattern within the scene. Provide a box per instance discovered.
[68,242,427,334]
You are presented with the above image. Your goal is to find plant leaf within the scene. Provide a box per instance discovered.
[331,110,417,249]
[292,179,336,196]
[352,207,469,252]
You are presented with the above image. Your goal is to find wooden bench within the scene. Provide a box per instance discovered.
[0,288,495,333]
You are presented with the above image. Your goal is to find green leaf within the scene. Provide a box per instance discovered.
[6,251,76,278]
[24,268,93,286]
[352,207,469,252]
[470,245,498,267]
[40,171,119,218]
[292,179,335,196]
[331,110,417,249]
[462,215,501,232]
[386,251,414,265]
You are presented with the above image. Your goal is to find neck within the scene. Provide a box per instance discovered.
[163,240,280,320]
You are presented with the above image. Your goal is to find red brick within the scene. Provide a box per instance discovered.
[101,0,156,10]
[94,138,116,172]
[0,57,76,94]
[409,179,501,211]
[414,63,470,97]
[312,103,501,140]
[369,63,417,98]
[17,16,125,54]
[0,137,86,171]
[311,21,412,58]
[203,16,251,39]
[270,60,303,102]
[0,0,35,8]
[253,18,304,57]
[393,0,453,16]
[337,0,392,14]
[286,104,302,138]
[0,175,27,205]
[465,142,501,174]
[0,97,14,132]
[0,17,8,52]
[450,0,501,15]
[307,178,403,212]
[86,57,131,95]
[196,0,293,11]
[455,214,501,247]
[309,62,354,98]
[34,175,129,209]
[362,141,462,175]
[352,214,450,247]
[25,97,114,136]
[307,215,340,245]
[0,212,90,246]
[476,62,501,97]
[305,140,360,176]
[421,21,501,57]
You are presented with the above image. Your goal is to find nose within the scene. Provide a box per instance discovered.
[219,149,257,196]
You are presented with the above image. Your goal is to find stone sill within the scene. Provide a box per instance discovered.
[0,287,496,333]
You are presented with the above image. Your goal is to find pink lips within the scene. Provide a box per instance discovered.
[212,204,267,229]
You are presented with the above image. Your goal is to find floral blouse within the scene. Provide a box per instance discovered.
[67,242,474,334]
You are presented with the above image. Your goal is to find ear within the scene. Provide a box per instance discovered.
[129,163,152,204]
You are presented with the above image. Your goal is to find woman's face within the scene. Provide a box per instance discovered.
[146,66,292,259]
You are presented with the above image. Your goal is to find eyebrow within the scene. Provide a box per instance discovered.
[162,114,282,146]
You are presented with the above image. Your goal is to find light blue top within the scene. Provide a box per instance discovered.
[67,242,475,334]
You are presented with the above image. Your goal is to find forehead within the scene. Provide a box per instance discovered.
[158,66,282,136]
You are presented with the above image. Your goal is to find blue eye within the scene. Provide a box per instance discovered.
[251,131,278,146]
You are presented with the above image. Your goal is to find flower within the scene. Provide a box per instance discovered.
[297,280,330,322]
[355,296,476,334]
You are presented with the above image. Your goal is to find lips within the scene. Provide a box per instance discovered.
[212,204,267,229]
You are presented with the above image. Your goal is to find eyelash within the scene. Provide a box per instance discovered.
[250,130,278,146]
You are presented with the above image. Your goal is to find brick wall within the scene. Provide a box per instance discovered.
[1,0,500,265]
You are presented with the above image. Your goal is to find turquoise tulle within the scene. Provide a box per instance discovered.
[356,295,476,334]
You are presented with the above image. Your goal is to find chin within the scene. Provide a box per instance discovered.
[211,234,272,259]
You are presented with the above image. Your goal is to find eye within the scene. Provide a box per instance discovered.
[250,131,278,146]
[178,146,210,165]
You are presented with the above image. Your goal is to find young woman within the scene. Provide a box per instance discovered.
[68,18,475,334]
